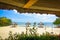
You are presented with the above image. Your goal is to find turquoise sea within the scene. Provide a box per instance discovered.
[16,22,56,27]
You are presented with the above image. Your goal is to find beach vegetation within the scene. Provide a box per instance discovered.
[0,31,59,40]
[0,17,12,26]
[53,18,60,28]
[53,18,60,25]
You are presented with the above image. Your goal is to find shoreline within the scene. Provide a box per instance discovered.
[0,26,60,39]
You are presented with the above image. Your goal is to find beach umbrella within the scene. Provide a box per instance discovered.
[38,22,44,28]
[12,22,17,27]
[25,22,31,27]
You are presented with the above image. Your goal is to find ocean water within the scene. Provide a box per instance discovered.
[16,22,55,27]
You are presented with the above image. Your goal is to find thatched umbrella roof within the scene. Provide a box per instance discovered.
[0,0,60,17]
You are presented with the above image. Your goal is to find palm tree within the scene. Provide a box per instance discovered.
[33,22,36,27]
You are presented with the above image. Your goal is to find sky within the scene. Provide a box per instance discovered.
[0,9,58,23]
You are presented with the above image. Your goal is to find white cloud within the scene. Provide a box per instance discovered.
[33,14,57,22]
[13,9,20,14]
[42,14,47,16]
[20,13,57,22]
[13,9,17,13]
[21,13,32,16]
[11,11,57,22]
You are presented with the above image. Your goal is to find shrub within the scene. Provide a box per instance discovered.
[2,31,59,40]
[0,17,12,26]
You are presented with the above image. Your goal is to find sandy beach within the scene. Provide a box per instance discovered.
[0,26,60,39]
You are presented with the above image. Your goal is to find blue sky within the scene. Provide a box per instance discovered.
[0,9,58,23]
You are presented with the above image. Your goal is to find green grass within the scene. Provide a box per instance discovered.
[0,31,60,40]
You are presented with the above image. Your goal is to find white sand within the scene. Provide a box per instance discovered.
[0,26,60,39]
